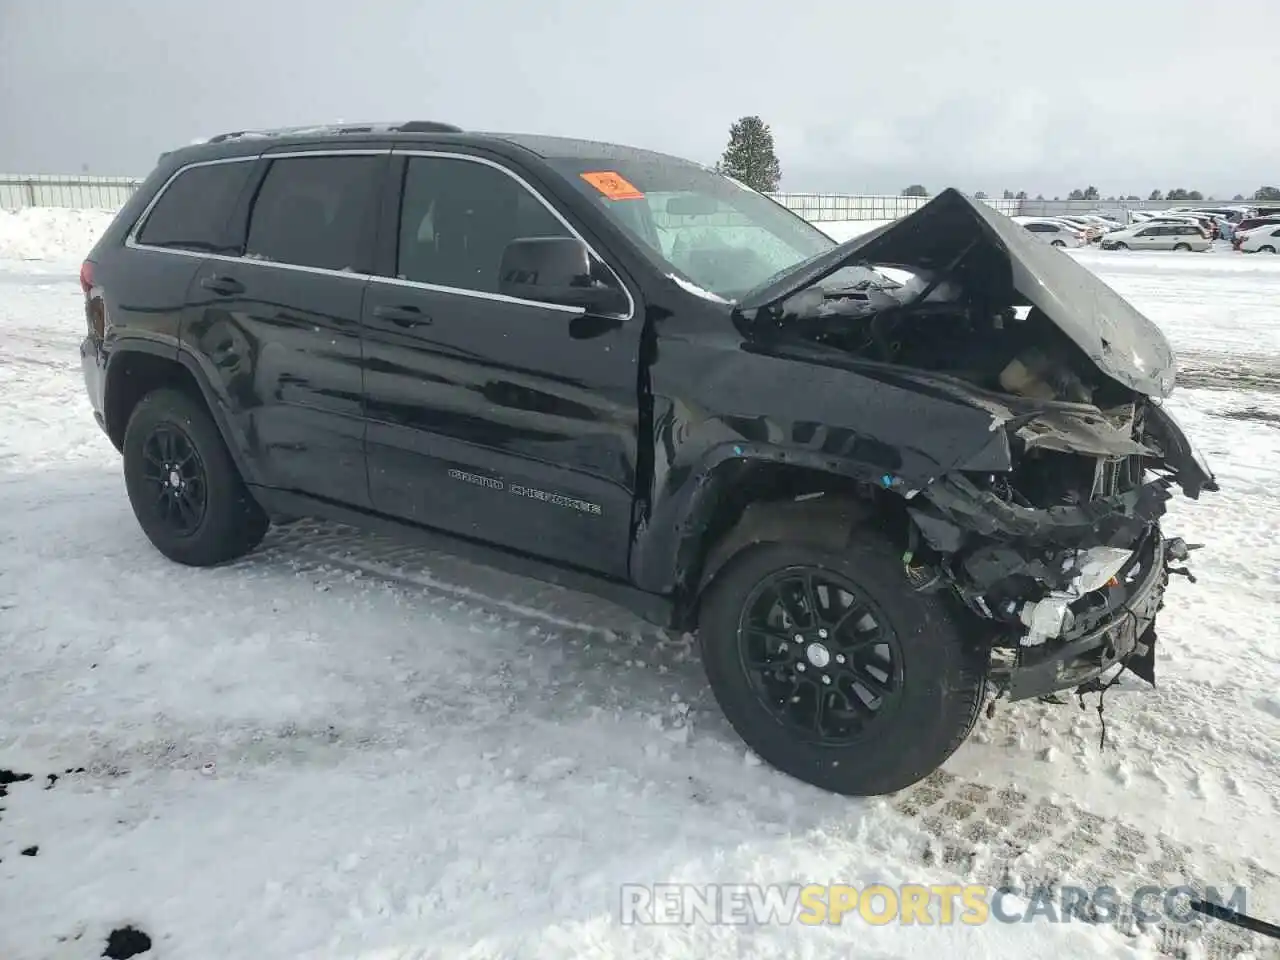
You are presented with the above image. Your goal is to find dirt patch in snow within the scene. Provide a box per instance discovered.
[103,925,152,959]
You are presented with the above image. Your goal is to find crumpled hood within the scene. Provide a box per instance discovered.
[738,189,1177,398]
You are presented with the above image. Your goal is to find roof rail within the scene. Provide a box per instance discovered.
[204,120,463,144]
[391,121,464,133]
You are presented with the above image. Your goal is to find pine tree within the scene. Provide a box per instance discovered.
[718,117,782,192]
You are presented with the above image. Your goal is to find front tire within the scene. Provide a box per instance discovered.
[1051,239,1066,247]
[1262,245,1277,254]
[698,538,986,795]
[122,388,269,566]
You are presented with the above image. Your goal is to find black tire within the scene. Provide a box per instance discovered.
[1174,242,1191,252]
[1113,242,1129,250]
[1050,239,1066,247]
[122,388,269,566]
[1262,245,1277,254]
[698,537,987,796]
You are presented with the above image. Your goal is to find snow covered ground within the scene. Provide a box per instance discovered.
[2,212,1278,960]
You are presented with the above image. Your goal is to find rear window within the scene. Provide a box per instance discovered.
[244,156,382,273]
[136,161,254,253]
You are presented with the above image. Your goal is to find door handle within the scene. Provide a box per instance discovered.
[372,304,431,327]
[200,275,244,296]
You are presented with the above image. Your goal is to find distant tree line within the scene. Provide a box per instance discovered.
[705,118,1280,207]
[901,185,1280,203]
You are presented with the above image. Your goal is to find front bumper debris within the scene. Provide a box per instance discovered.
[1004,532,1168,700]
[905,471,1197,701]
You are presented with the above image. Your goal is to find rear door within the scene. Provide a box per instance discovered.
[183,149,387,506]
[1175,224,1205,248]
[1131,226,1163,249]
[360,150,642,577]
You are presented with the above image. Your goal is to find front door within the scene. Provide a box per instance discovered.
[183,152,385,507]
[361,152,641,577]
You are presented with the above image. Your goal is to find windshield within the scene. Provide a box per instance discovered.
[546,156,840,299]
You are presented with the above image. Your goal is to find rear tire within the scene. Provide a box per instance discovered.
[697,537,987,796]
[1174,242,1191,251]
[1051,239,1066,247]
[122,388,269,566]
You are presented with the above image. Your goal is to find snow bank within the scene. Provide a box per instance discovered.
[0,207,115,262]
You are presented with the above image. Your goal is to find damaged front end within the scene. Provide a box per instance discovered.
[905,462,1194,701]
[735,189,1219,702]
[895,386,1215,702]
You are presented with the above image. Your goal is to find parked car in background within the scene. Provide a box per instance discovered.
[1052,216,1104,241]
[1239,225,1280,254]
[1012,217,1088,247]
[1172,206,1254,223]
[1077,215,1123,233]
[1233,215,1280,237]
[1140,215,1212,238]
[1099,221,1211,251]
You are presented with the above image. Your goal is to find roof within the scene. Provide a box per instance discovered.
[179,122,699,168]
[478,132,699,166]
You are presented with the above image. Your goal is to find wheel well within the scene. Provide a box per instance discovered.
[104,352,205,451]
[673,460,909,631]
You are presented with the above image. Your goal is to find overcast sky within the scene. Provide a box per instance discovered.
[2,0,1276,197]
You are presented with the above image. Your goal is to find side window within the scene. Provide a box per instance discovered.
[1180,226,1198,236]
[244,156,381,272]
[1271,228,1280,237]
[1024,223,1049,233]
[396,156,571,293]
[1134,228,1152,237]
[137,161,254,252]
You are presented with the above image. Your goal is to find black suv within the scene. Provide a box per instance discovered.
[80,121,1216,796]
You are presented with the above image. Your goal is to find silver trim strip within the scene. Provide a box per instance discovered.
[126,154,260,248]
[369,275,584,314]
[393,148,637,322]
[262,149,394,159]
[123,147,634,319]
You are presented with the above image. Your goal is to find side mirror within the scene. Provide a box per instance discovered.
[498,236,628,315]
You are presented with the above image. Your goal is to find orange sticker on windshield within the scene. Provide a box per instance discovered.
[580,171,645,200]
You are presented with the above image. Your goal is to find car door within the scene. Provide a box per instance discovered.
[1131,225,1162,250]
[1023,222,1053,244]
[360,151,642,578]
[183,149,386,507]
[1175,225,1202,249]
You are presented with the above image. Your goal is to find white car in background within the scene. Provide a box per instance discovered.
[1012,216,1088,247]
[1099,221,1211,252]
[1239,225,1280,253]
[1076,214,1124,234]
[1052,215,1104,241]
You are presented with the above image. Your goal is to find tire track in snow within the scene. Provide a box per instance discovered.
[889,768,1280,959]
[247,519,1280,960]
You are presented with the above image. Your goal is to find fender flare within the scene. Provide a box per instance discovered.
[631,438,895,598]
[695,494,875,597]
[104,338,263,487]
